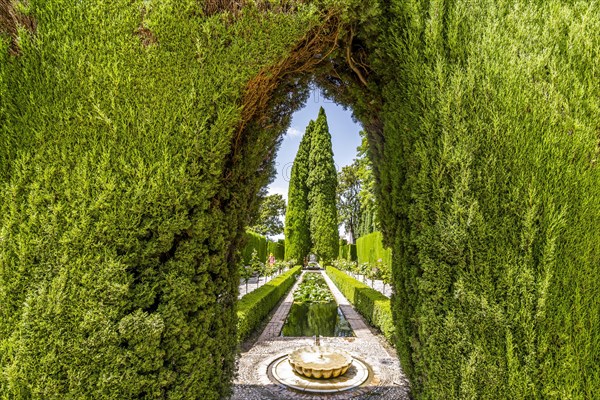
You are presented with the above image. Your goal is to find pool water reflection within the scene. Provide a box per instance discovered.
[281,301,355,337]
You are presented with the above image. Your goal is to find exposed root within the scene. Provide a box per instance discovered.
[0,0,36,55]
[235,10,342,154]
[345,28,368,87]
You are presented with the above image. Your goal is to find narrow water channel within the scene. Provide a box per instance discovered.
[281,272,354,337]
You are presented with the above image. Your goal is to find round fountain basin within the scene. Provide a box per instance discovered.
[288,346,352,379]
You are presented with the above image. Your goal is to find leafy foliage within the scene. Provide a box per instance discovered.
[356,231,392,270]
[1,0,599,398]
[370,1,600,398]
[0,2,318,398]
[242,230,285,265]
[250,194,287,237]
[337,163,361,243]
[292,272,334,303]
[325,266,394,343]
[355,130,379,237]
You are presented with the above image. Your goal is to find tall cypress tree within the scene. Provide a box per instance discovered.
[284,121,314,261]
[307,108,339,262]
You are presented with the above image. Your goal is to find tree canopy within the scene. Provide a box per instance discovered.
[307,107,339,262]
[251,194,287,237]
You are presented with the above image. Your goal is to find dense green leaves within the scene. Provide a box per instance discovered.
[284,121,314,261]
[307,108,339,262]
[371,1,600,398]
[337,164,361,243]
[237,266,301,342]
[1,0,599,398]
[250,194,287,237]
[326,266,394,343]
[285,108,338,263]
[0,2,318,398]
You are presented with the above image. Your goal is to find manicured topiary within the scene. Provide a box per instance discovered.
[285,121,314,261]
[307,108,338,263]
[1,1,599,399]
[325,266,394,343]
[237,266,301,341]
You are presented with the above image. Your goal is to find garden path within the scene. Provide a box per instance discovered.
[231,271,411,399]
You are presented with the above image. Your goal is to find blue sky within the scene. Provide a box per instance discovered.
[267,88,363,201]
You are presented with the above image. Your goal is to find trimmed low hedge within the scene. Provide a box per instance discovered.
[325,266,394,343]
[237,266,301,341]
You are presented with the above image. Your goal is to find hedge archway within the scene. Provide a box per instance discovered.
[1,1,599,399]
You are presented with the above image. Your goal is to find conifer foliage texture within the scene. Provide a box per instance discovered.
[285,121,314,261]
[1,1,599,399]
[307,108,338,263]
[0,2,319,398]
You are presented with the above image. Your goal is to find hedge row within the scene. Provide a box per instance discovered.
[372,1,600,398]
[356,231,391,267]
[237,266,301,341]
[325,266,394,343]
[0,3,315,398]
[338,243,357,262]
[267,241,285,261]
[241,230,285,265]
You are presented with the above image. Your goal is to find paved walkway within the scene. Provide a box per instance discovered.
[232,271,411,399]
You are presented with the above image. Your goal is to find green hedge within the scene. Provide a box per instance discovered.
[356,231,391,267]
[237,266,301,342]
[2,1,599,399]
[0,3,317,398]
[267,240,285,261]
[241,230,268,265]
[338,243,357,262]
[325,266,394,343]
[374,1,600,398]
[241,231,284,265]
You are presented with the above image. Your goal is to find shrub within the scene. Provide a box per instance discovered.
[237,266,301,342]
[325,266,394,343]
[241,230,268,265]
[356,231,391,268]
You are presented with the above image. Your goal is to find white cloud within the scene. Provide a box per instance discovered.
[286,127,302,137]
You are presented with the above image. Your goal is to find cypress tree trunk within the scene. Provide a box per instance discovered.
[307,108,338,263]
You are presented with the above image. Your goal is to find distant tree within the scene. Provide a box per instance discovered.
[337,163,362,244]
[307,108,338,262]
[251,194,286,237]
[285,121,314,261]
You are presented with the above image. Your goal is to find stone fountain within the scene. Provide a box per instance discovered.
[268,335,370,393]
[288,344,353,379]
